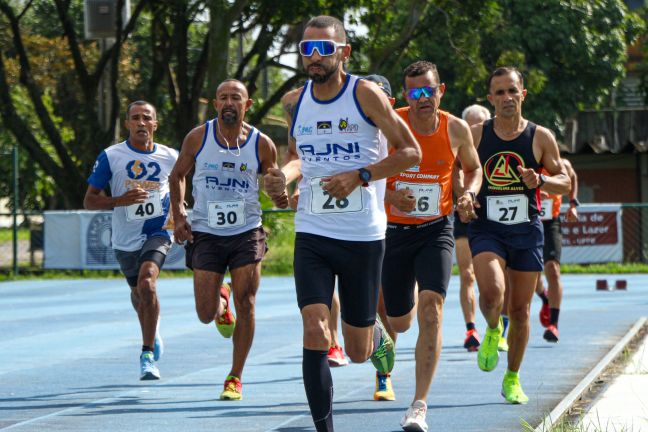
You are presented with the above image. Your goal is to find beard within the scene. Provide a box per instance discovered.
[220,108,238,125]
[307,60,339,84]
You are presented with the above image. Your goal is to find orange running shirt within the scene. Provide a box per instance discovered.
[386,107,456,224]
[539,168,561,220]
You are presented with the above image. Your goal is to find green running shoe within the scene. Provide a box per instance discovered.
[477,317,502,372]
[501,371,529,404]
[498,335,509,352]
[370,318,395,374]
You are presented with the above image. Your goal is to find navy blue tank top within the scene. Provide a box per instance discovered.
[474,119,541,226]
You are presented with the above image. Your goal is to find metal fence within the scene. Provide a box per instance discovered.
[2,205,648,275]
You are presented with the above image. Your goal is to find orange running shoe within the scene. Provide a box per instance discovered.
[216,283,236,338]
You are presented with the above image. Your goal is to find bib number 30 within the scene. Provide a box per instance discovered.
[208,200,245,228]
[125,190,163,221]
[486,194,529,225]
[310,177,363,214]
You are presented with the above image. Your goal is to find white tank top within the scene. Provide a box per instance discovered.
[291,74,386,241]
[191,120,262,236]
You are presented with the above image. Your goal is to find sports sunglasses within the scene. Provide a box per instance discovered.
[406,86,439,100]
[299,40,346,57]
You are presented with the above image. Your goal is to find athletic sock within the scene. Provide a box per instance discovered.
[303,348,334,432]
[537,291,549,305]
[142,345,153,352]
[466,322,476,331]
[550,308,560,327]
[501,315,509,337]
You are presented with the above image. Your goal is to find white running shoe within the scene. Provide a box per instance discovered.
[400,400,428,432]
[139,351,160,380]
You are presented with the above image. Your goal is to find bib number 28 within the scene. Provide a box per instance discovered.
[310,177,363,214]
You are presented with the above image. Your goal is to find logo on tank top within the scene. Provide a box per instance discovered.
[338,117,359,134]
[298,141,361,162]
[484,151,523,187]
[317,121,332,135]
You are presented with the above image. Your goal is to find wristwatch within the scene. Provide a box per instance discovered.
[570,198,581,207]
[358,167,372,187]
[538,174,547,188]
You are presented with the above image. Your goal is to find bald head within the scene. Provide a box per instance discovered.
[216,79,249,98]
[461,104,491,126]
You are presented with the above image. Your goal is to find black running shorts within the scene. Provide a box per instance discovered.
[381,217,454,318]
[542,218,562,263]
[114,235,172,287]
[185,227,267,273]
[293,232,385,328]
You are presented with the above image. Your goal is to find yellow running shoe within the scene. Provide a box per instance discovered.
[373,372,395,401]
[498,336,509,352]
[220,375,243,400]
[477,317,502,372]
[216,283,236,338]
[501,370,529,404]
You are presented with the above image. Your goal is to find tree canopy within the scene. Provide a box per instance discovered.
[0,0,644,210]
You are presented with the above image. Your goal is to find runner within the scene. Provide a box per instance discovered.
[169,79,286,400]
[327,74,397,374]
[382,61,482,431]
[536,157,579,342]
[84,101,178,380]
[469,66,570,404]
[266,15,421,431]
[456,104,491,352]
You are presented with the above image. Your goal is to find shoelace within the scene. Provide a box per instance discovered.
[409,405,426,420]
[378,376,388,391]
[225,380,241,393]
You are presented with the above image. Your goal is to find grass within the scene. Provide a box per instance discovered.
[523,414,639,431]
[0,227,30,242]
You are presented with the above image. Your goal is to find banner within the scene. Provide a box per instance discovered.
[559,204,623,263]
[44,211,187,269]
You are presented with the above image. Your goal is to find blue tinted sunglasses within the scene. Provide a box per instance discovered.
[406,86,439,100]
[299,40,346,57]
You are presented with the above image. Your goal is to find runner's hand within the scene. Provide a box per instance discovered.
[516,166,542,189]
[391,188,416,213]
[116,187,149,207]
[264,168,287,197]
[456,191,477,222]
[321,171,362,199]
[566,206,578,222]
[173,214,193,244]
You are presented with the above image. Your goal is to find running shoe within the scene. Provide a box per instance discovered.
[220,375,243,400]
[153,332,163,361]
[539,291,551,327]
[463,329,481,352]
[216,283,236,338]
[139,351,160,380]
[501,371,529,404]
[400,399,428,432]
[498,336,509,352]
[327,345,349,367]
[370,318,395,375]
[373,372,395,401]
[543,324,559,343]
[477,317,502,372]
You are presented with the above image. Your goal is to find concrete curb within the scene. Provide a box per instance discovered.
[533,316,647,432]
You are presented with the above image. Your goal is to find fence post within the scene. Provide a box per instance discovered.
[12,145,18,276]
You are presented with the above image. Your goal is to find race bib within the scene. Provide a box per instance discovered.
[395,181,441,217]
[486,194,529,225]
[125,190,163,221]
[309,177,363,214]
[539,198,554,221]
[208,200,246,228]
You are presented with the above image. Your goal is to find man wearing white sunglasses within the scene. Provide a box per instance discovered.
[264,15,421,432]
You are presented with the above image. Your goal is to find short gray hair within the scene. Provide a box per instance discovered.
[461,104,491,121]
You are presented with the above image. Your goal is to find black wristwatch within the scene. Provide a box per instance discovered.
[358,167,372,187]
[570,198,581,207]
[538,174,547,188]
